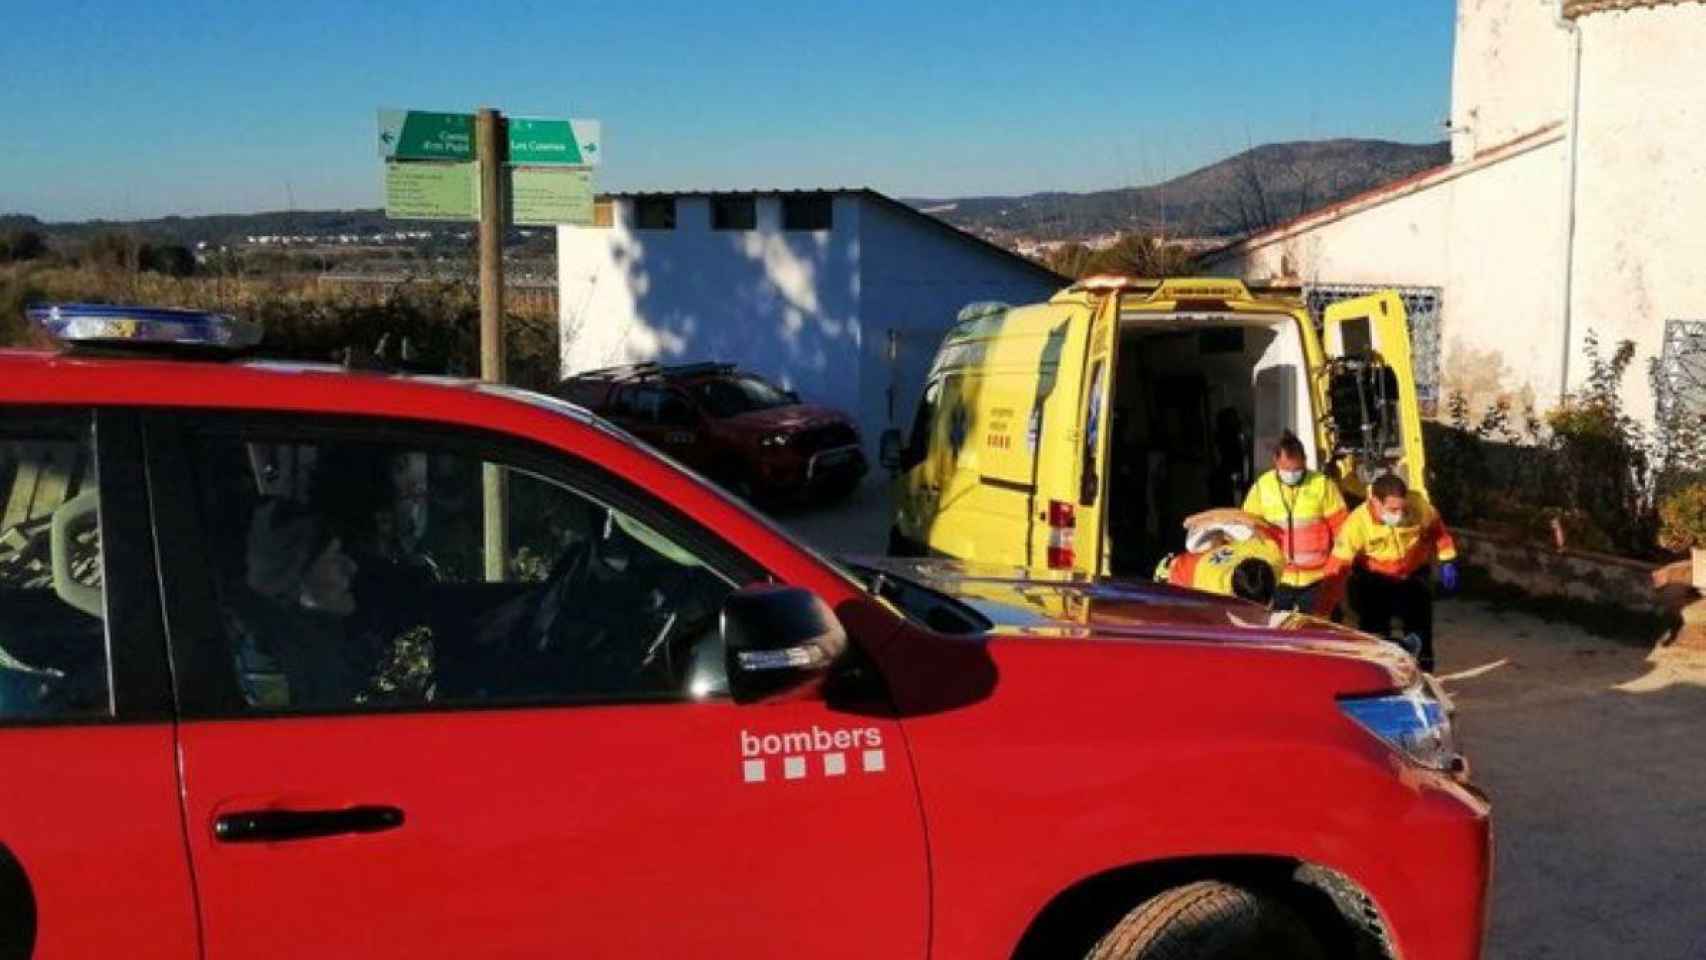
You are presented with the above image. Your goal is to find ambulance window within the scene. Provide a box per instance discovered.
[1339,316,1374,356]
[901,378,939,470]
[1080,360,1106,504]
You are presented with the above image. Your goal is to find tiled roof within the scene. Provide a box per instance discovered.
[1200,122,1566,264]
[1564,0,1704,16]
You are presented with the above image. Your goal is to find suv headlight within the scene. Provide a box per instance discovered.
[1339,683,1459,771]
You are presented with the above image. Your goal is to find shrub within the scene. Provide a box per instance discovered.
[0,265,561,391]
[1545,334,1655,556]
[0,230,48,263]
[1658,483,1706,553]
[1427,331,1667,559]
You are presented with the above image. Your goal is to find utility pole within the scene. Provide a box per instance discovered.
[477,107,507,384]
[477,106,509,581]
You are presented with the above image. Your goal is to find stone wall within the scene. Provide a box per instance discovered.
[1454,526,1666,615]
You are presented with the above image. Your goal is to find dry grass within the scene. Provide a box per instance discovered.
[1,264,561,389]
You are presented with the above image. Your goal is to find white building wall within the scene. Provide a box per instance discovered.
[1449,0,1573,161]
[1438,139,1570,409]
[557,192,1060,469]
[856,199,1064,449]
[1212,0,1706,425]
[1567,4,1706,420]
[1217,180,1452,286]
[1212,137,1569,415]
[556,194,864,432]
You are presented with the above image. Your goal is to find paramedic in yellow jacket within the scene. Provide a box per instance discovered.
[1323,473,1460,672]
[1241,433,1348,615]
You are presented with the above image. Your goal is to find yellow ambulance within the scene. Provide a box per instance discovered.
[878,276,1426,579]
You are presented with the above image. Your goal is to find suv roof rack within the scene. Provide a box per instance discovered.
[574,360,737,383]
[575,361,664,380]
[657,361,736,378]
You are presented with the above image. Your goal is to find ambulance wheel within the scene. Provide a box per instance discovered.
[1084,881,1326,960]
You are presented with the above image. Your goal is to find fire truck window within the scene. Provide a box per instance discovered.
[185,432,739,714]
[0,419,112,720]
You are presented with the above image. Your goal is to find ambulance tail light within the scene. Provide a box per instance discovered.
[1047,500,1076,569]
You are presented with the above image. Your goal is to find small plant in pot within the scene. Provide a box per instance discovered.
[1658,483,1706,588]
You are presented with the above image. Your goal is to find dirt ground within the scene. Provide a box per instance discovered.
[1435,602,1706,959]
[779,486,1706,960]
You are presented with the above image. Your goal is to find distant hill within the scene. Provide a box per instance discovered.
[3,138,1449,249]
[906,138,1450,241]
[0,210,451,248]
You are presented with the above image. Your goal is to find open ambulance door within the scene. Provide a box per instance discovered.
[1316,291,1428,498]
[1068,294,1119,576]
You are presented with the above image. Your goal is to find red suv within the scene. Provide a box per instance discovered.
[556,361,867,501]
[0,305,1489,960]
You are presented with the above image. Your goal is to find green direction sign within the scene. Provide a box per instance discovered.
[508,118,601,166]
[378,109,474,161]
[384,160,480,221]
[511,167,595,225]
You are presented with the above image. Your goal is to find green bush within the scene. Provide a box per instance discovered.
[0,230,48,263]
[1658,483,1706,552]
[1545,335,1655,556]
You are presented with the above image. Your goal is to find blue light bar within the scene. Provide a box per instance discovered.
[25,303,262,351]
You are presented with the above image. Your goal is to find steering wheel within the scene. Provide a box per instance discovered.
[521,536,596,654]
[494,527,684,696]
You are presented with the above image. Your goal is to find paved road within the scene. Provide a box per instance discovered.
[779,487,1706,960]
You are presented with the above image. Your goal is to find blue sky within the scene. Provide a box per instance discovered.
[0,0,1455,221]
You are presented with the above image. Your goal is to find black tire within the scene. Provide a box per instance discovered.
[818,475,861,503]
[887,525,925,558]
[1085,881,1327,960]
[713,470,754,508]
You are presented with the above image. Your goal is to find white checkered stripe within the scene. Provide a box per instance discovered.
[741,749,887,783]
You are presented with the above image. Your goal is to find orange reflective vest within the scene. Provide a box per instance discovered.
[1242,470,1348,586]
[1326,492,1459,581]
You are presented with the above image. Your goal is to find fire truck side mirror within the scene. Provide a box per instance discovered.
[723,584,847,705]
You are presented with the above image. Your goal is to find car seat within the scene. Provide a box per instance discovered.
[51,489,102,619]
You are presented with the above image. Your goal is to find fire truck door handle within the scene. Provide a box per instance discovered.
[214,805,405,843]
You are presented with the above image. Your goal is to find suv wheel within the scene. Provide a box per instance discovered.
[1085,881,1326,960]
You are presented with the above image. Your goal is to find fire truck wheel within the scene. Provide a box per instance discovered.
[1085,880,1326,960]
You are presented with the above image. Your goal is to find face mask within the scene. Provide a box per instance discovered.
[1278,468,1305,486]
[1381,510,1405,527]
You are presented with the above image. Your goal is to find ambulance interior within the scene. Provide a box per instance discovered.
[1105,314,1318,577]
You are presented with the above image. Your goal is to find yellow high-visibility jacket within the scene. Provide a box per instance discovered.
[1326,492,1459,581]
[1242,470,1348,587]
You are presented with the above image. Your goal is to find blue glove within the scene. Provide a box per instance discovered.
[1439,562,1460,594]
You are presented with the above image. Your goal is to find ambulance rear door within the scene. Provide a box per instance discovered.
[1069,292,1119,576]
[1317,291,1427,496]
